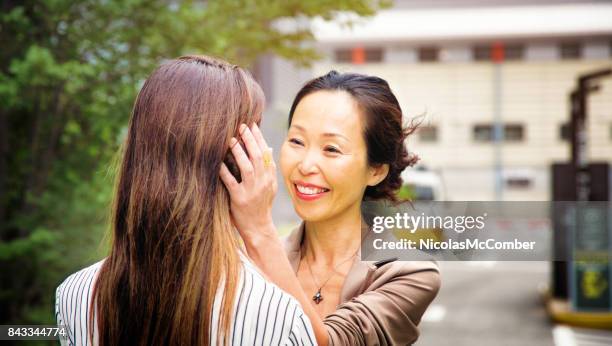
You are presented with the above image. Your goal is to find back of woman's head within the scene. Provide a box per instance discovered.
[92,55,264,346]
[289,71,418,202]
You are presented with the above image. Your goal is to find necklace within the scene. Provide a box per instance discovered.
[302,249,359,304]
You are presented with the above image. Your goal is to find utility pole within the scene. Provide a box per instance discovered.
[492,42,504,201]
[571,68,611,202]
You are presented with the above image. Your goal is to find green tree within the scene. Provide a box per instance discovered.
[0,0,390,335]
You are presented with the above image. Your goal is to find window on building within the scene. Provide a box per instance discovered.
[364,48,384,62]
[472,124,525,142]
[473,124,494,142]
[334,47,383,63]
[560,123,570,141]
[335,49,352,63]
[504,44,525,61]
[505,177,532,189]
[560,42,582,60]
[418,126,438,142]
[418,47,439,62]
[473,44,524,61]
[504,124,524,141]
[473,45,491,61]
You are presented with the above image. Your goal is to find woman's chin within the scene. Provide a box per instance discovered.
[294,206,329,223]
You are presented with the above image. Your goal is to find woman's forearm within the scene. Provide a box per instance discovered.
[241,225,328,346]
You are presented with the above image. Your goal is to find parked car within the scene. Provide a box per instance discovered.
[400,166,446,201]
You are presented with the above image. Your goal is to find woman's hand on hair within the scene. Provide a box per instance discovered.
[221,124,330,346]
[220,123,278,240]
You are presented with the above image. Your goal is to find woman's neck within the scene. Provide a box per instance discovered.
[302,204,362,267]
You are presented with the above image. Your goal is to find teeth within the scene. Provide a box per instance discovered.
[296,184,328,195]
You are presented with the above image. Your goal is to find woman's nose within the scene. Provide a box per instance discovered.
[297,150,320,175]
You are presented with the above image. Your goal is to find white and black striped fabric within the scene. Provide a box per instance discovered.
[55,254,316,346]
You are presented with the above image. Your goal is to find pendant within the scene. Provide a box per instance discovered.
[313,289,323,304]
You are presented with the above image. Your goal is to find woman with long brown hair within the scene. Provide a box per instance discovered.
[55,55,315,346]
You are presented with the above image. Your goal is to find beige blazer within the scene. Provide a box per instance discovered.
[283,223,441,346]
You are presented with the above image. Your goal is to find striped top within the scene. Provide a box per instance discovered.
[55,254,316,346]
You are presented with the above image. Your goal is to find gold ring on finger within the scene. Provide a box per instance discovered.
[263,148,274,168]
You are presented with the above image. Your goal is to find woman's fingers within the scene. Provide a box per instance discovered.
[250,123,269,152]
[250,124,277,173]
[229,136,255,183]
[219,162,240,194]
[227,124,276,201]
[262,148,276,172]
[239,124,264,173]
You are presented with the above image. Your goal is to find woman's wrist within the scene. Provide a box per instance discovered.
[241,225,287,280]
[238,222,329,346]
[240,221,280,251]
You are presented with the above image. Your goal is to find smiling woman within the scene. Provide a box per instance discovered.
[281,90,384,222]
[221,71,441,346]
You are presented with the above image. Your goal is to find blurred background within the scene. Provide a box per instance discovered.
[1,0,611,345]
[264,2,612,344]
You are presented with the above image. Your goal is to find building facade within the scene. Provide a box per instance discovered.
[262,0,612,208]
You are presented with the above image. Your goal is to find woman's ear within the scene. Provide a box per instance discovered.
[367,163,389,187]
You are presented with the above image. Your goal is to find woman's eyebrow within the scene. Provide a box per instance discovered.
[291,124,350,142]
[322,132,350,142]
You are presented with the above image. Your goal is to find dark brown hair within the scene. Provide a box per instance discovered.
[288,70,418,202]
[91,55,264,345]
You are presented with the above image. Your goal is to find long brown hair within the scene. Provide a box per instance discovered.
[90,55,264,345]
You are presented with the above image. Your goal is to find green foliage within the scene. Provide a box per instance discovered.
[0,0,388,337]
[397,184,416,201]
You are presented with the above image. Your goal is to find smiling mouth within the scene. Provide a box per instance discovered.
[294,183,330,200]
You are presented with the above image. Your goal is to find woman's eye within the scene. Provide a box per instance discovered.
[288,138,303,146]
[324,146,341,154]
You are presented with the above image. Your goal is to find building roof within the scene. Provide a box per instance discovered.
[311,3,612,45]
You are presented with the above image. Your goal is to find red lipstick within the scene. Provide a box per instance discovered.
[293,181,330,201]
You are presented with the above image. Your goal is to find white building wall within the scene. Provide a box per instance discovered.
[307,60,612,201]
